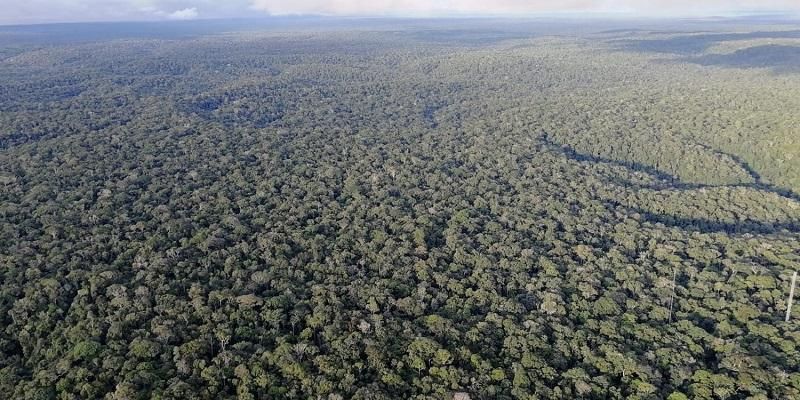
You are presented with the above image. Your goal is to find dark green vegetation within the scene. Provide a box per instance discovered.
[1,19,799,400]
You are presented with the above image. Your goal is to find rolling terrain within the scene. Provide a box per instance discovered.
[1,18,799,400]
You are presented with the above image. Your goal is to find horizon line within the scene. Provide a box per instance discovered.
[2,11,799,28]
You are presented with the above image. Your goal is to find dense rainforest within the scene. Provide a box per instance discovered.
[0,18,799,400]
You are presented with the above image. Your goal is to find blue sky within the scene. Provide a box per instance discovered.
[2,0,800,25]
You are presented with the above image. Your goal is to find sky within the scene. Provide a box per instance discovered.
[2,0,800,25]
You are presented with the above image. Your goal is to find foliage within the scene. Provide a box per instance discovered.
[0,20,799,400]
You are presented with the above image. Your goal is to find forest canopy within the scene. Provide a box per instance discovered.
[1,18,799,400]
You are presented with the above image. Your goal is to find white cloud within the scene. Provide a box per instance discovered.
[1,0,799,25]
[167,7,199,19]
[248,0,800,17]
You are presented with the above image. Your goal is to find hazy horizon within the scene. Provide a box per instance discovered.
[3,0,800,26]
